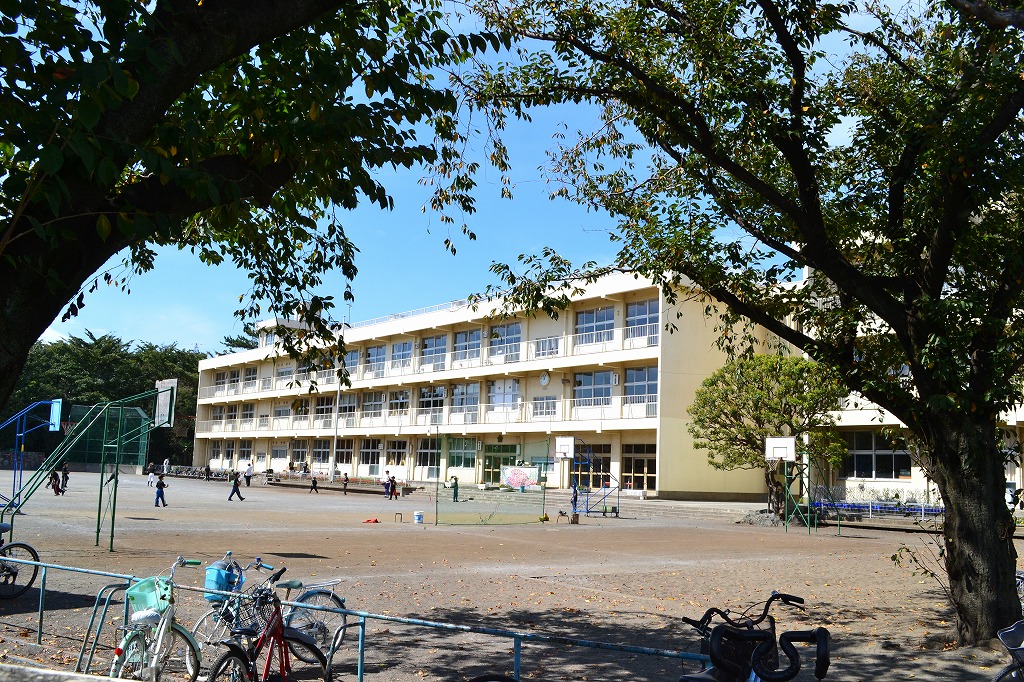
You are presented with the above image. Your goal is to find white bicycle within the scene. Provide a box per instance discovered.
[111,556,203,682]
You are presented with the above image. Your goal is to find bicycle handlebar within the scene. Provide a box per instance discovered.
[269,566,287,583]
[686,592,805,633]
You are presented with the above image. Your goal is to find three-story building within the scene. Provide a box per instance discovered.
[193,272,766,500]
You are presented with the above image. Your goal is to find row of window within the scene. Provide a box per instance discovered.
[840,431,913,480]
[208,368,658,421]
[232,301,660,384]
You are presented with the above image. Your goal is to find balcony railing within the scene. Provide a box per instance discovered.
[196,394,657,434]
[198,321,662,398]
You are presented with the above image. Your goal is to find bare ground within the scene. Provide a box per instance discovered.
[0,471,1012,681]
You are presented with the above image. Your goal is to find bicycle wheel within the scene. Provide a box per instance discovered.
[192,606,234,668]
[996,663,1024,681]
[0,542,39,599]
[281,635,329,681]
[111,630,146,679]
[145,622,201,682]
[285,590,346,662]
[207,650,250,682]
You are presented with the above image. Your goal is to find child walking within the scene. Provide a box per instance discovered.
[228,472,245,501]
[155,475,168,507]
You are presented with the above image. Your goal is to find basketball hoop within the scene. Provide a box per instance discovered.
[766,458,781,475]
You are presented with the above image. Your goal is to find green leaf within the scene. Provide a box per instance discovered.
[38,146,64,175]
[96,214,112,241]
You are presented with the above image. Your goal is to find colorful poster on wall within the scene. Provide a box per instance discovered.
[501,466,540,489]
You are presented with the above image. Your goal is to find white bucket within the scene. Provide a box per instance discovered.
[413,511,424,524]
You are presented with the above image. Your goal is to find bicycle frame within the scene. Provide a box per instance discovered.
[113,557,202,682]
[215,590,301,682]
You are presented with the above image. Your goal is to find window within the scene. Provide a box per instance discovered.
[214,372,227,387]
[448,438,477,468]
[454,329,481,361]
[312,439,331,465]
[489,322,521,361]
[416,438,441,469]
[271,445,289,463]
[338,394,358,415]
[842,431,912,480]
[534,336,560,358]
[575,306,614,344]
[241,403,255,420]
[228,369,240,386]
[293,398,309,416]
[573,444,612,488]
[391,341,412,369]
[421,334,447,370]
[263,331,276,347]
[365,345,386,376]
[335,438,354,465]
[361,438,382,475]
[626,299,659,339]
[574,371,613,406]
[273,405,290,418]
[531,456,554,475]
[625,366,658,403]
[276,365,294,379]
[210,440,222,459]
[363,391,384,417]
[623,444,657,491]
[224,440,235,462]
[211,406,225,421]
[226,404,238,421]
[291,439,308,463]
[451,383,479,412]
[342,349,359,370]
[239,440,253,463]
[419,386,445,411]
[532,396,557,417]
[388,390,410,416]
[243,367,258,388]
[315,396,334,418]
[386,439,407,466]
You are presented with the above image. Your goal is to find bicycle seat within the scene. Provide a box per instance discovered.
[0,523,11,533]
[276,579,303,590]
[129,608,162,627]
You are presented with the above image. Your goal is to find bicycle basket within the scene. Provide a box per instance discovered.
[126,577,172,614]
[708,622,779,677]
[999,620,1024,667]
[204,566,244,602]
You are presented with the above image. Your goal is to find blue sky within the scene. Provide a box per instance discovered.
[42,109,620,354]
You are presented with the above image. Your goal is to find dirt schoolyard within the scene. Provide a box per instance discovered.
[0,470,1014,680]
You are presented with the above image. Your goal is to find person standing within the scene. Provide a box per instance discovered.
[163,458,170,474]
[49,470,61,496]
[342,473,349,495]
[155,475,168,507]
[60,462,69,495]
[450,475,459,503]
[228,472,245,501]
[244,462,254,487]
[382,470,391,498]
[204,463,211,481]
[309,476,319,493]
[389,475,398,500]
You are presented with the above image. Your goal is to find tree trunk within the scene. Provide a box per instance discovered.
[924,414,1021,644]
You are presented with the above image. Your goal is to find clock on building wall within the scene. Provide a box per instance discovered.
[539,371,550,387]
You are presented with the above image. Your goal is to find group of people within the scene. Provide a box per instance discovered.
[382,471,400,499]
[48,463,70,496]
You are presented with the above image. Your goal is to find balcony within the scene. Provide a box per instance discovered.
[196,394,657,435]
[198,321,662,399]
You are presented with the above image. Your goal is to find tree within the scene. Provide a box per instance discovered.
[219,325,260,355]
[0,0,501,413]
[462,0,1024,642]
[2,332,204,463]
[688,355,847,514]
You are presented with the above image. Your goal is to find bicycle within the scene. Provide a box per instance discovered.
[205,567,329,682]
[0,521,40,599]
[996,618,1024,681]
[111,556,203,682]
[191,553,346,667]
[678,591,829,682]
